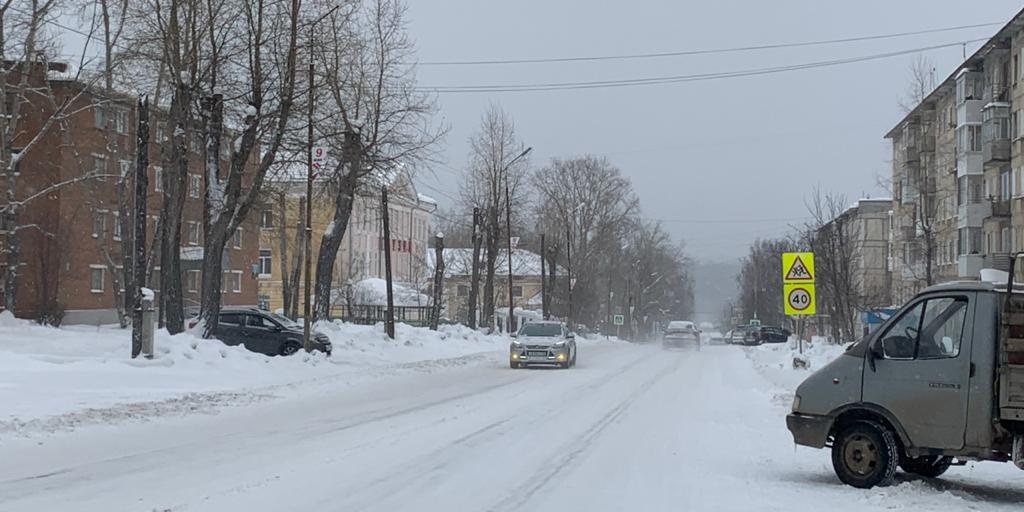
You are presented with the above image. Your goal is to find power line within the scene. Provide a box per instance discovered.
[419,38,988,93]
[418,22,1001,66]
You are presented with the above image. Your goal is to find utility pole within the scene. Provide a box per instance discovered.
[469,207,481,329]
[505,180,515,334]
[382,186,395,339]
[540,233,547,319]
[302,38,315,353]
[566,223,572,329]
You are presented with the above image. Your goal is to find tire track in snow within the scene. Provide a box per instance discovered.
[486,355,682,512]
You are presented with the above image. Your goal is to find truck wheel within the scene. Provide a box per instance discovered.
[831,420,899,489]
[900,455,952,478]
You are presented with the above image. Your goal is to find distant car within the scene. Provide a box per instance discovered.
[744,325,791,345]
[510,321,577,369]
[728,326,750,345]
[189,307,332,356]
[663,320,701,350]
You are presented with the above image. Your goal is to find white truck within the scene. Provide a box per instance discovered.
[787,265,1024,488]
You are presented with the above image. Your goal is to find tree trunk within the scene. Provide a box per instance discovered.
[313,131,361,321]
[287,197,305,319]
[199,94,228,339]
[468,207,481,329]
[430,234,444,330]
[159,83,190,334]
[482,207,499,332]
[131,96,150,357]
[277,190,292,318]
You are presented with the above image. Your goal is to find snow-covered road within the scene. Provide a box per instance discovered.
[2,342,1023,511]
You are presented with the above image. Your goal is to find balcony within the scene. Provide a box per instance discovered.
[983,138,1010,163]
[991,199,1011,217]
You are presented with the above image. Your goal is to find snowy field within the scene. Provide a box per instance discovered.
[1,320,1022,511]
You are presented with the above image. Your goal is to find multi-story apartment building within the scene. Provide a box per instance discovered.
[256,166,435,315]
[887,9,1024,301]
[0,62,259,324]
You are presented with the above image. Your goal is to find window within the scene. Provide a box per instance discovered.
[219,313,243,326]
[232,228,243,249]
[457,284,469,297]
[877,297,967,360]
[112,211,122,240]
[186,270,201,292]
[191,132,202,153]
[258,250,272,276]
[120,160,131,178]
[246,314,275,329]
[114,108,127,134]
[93,103,106,128]
[511,285,523,297]
[225,270,242,293]
[89,265,106,293]
[1004,227,1012,252]
[260,209,274,228]
[93,154,107,174]
[187,221,200,245]
[189,174,201,199]
[154,167,163,192]
[92,210,107,238]
[155,124,165,143]
[1003,170,1012,201]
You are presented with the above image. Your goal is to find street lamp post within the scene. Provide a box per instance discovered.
[303,5,340,352]
[504,147,532,334]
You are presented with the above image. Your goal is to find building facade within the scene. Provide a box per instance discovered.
[0,63,259,324]
[887,10,1024,301]
[256,167,435,316]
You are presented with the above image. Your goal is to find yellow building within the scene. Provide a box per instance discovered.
[256,168,436,317]
[426,248,555,327]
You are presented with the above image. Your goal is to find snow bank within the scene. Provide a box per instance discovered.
[745,338,849,403]
[0,314,510,436]
[348,277,429,306]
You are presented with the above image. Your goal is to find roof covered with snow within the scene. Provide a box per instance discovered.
[336,278,429,307]
[425,248,561,278]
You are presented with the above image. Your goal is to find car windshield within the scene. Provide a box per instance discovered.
[267,312,298,329]
[519,323,562,337]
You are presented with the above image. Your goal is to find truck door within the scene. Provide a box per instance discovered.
[862,293,974,450]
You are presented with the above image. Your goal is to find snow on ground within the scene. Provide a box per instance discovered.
[0,311,515,437]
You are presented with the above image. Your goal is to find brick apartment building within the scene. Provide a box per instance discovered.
[0,62,259,324]
[887,8,1024,302]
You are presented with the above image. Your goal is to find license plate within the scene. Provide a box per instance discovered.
[527,351,548,357]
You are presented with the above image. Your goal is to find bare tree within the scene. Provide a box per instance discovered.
[195,0,302,338]
[1,0,115,317]
[802,188,859,341]
[460,105,529,332]
[533,156,639,327]
[310,0,443,321]
[736,238,800,327]
[899,54,936,113]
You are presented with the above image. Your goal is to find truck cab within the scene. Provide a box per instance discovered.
[787,279,1024,488]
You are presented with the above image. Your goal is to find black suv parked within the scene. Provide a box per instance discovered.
[744,325,791,345]
[191,307,332,356]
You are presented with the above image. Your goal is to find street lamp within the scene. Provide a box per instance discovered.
[505,146,532,334]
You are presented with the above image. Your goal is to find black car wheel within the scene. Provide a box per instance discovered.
[280,341,302,356]
[900,455,952,478]
[831,420,899,488]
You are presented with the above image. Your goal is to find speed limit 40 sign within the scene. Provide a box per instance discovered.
[784,283,816,316]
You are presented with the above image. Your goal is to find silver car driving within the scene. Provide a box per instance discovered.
[510,321,577,369]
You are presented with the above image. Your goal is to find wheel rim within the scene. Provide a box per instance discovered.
[283,344,299,355]
[843,434,880,476]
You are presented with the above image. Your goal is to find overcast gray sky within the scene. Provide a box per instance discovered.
[405,0,1024,262]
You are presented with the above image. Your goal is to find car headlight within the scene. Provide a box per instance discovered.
[553,341,566,348]
[792,394,802,413]
[511,341,522,348]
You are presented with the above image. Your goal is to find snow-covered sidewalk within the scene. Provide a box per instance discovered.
[0,312,515,437]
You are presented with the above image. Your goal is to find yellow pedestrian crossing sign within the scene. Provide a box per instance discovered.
[783,252,814,282]
[784,283,816,316]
